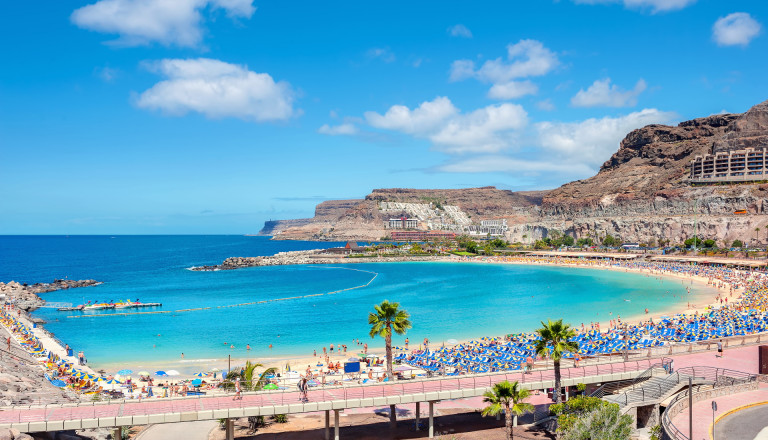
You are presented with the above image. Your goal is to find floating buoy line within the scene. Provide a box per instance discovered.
[65,266,378,319]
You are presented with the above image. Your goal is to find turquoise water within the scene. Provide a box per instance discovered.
[0,236,714,369]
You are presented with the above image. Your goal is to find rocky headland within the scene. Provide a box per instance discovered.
[0,280,102,313]
[260,99,768,245]
[190,249,441,271]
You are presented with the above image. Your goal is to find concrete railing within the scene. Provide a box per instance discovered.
[0,359,665,433]
[661,373,763,440]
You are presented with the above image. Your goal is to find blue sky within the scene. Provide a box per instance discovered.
[1,0,766,234]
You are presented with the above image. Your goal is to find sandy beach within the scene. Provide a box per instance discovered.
[6,253,758,399]
[79,255,735,380]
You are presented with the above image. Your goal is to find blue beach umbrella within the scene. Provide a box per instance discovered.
[50,379,67,387]
[191,378,202,386]
[117,369,132,375]
[193,372,206,377]
[155,371,168,377]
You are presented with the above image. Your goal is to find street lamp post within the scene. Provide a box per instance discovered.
[689,377,693,438]
[623,327,628,362]
[712,401,718,440]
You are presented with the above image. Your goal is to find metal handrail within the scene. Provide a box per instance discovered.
[661,369,760,440]
[0,358,668,423]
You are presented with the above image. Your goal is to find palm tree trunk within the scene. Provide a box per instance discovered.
[386,325,393,381]
[505,403,513,440]
[553,359,562,405]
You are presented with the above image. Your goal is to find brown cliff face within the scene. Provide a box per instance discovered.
[265,99,768,245]
[546,113,739,212]
[367,187,544,218]
[714,100,768,152]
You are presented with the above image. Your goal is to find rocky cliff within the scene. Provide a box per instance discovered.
[263,99,768,246]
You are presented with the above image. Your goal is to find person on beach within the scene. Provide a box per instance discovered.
[717,339,723,357]
[525,355,534,373]
[405,338,409,349]
[298,377,308,401]
[181,352,184,359]
[7,337,11,350]
[233,377,241,400]
[330,343,334,353]
[363,343,368,354]
[246,344,251,351]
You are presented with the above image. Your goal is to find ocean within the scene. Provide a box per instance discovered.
[0,235,714,372]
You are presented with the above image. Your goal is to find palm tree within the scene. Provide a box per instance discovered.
[755,227,761,244]
[481,380,534,440]
[228,360,277,391]
[535,319,579,405]
[368,300,412,381]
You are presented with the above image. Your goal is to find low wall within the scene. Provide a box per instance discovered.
[662,381,760,440]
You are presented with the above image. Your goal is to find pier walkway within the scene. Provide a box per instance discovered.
[0,358,664,439]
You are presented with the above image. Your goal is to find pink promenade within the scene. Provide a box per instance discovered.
[0,345,763,438]
[667,345,766,440]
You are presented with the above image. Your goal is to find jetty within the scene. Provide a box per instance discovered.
[57,302,162,312]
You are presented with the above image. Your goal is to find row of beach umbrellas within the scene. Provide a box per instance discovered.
[114,367,223,377]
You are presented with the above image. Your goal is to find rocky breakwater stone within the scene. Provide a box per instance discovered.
[191,249,327,270]
[0,280,101,312]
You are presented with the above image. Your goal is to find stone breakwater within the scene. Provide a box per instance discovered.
[190,249,441,271]
[0,279,102,312]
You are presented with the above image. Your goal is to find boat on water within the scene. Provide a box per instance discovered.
[58,300,162,312]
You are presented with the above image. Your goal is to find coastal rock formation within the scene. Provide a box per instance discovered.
[714,100,768,152]
[263,99,768,245]
[192,249,442,271]
[0,280,101,312]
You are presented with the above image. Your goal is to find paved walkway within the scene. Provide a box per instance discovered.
[670,385,768,440]
[665,343,759,374]
[667,343,766,440]
[137,419,218,440]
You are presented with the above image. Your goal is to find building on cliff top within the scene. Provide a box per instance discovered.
[388,217,419,229]
[689,147,768,183]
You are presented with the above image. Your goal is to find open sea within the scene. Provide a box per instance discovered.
[0,235,715,372]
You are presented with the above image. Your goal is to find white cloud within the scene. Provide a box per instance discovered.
[536,99,556,111]
[364,97,527,154]
[364,97,458,135]
[318,123,358,135]
[447,24,473,38]
[136,58,297,122]
[571,78,647,108]
[453,40,559,84]
[488,80,538,100]
[450,39,558,100]
[96,66,119,82]
[449,59,477,82]
[573,0,696,13]
[71,0,255,47]
[436,156,593,175]
[428,104,529,154]
[536,108,676,167]
[367,47,396,63]
[434,108,676,179]
[713,13,762,47]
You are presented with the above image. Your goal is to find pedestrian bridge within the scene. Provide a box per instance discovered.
[0,358,667,439]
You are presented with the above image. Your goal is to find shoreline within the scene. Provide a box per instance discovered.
[30,256,736,377]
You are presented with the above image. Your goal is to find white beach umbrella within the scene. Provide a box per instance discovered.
[166,370,180,376]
